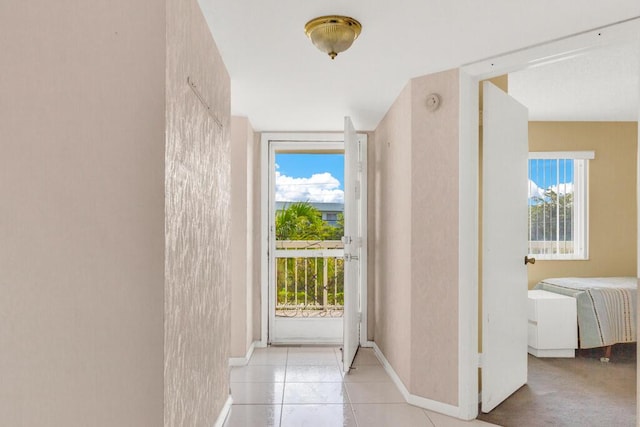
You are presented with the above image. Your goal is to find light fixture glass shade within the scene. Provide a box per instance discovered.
[304,16,362,60]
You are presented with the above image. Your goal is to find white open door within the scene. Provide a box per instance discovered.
[481,82,529,412]
[342,117,361,372]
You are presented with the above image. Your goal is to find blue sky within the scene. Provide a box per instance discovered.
[528,158,574,199]
[275,153,344,203]
[275,155,574,203]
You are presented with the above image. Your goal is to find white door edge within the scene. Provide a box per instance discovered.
[342,117,362,372]
[358,135,369,347]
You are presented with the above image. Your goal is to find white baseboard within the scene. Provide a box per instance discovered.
[361,340,375,348]
[372,343,462,419]
[528,346,575,358]
[229,341,257,367]
[270,340,342,346]
[213,395,233,427]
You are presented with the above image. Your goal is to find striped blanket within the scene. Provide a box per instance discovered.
[533,277,637,349]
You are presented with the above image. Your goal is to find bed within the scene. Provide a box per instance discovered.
[533,277,637,350]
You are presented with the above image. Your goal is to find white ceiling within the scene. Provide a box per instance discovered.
[510,42,639,121]
[199,1,640,131]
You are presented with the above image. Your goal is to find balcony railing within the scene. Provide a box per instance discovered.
[275,240,344,318]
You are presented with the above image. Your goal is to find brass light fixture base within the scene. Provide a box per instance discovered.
[304,15,362,60]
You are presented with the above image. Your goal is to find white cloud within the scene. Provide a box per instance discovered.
[550,182,573,195]
[275,171,344,203]
[528,179,543,199]
[528,179,574,199]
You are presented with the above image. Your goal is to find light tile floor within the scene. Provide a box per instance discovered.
[224,346,498,427]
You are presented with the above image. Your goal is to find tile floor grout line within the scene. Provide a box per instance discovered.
[350,402,361,427]
[278,347,289,427]
[422,408,437,427]
[232,347,493,427]
[343,381,361,427]
[279,347,287,427]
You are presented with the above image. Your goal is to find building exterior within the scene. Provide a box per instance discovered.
[275,201,344,226]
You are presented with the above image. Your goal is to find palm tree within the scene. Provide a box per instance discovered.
[275,202,324,240]
[275,202,346,307]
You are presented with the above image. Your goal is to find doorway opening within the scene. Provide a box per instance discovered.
[472,36,639,423]
[260,129,368,362]
[271,148,346,344]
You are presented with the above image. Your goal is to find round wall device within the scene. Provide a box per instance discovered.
[426,93,441,111]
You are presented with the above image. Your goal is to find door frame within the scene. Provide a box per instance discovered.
[259,132,368,346]
[457,18,640,420]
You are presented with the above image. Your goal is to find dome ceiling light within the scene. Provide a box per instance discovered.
[304,15,362,60]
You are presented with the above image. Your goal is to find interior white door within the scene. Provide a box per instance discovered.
[342,117,361,372]
[481,82,529,412]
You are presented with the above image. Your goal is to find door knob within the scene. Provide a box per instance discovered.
[524,255,536,265]
[344,253,359,262]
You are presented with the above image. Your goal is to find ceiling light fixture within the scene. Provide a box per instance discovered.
[304,15,362,60]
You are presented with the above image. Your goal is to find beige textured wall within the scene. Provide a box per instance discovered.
[365,130,377,341]
[165,0,231,426]
[372,70,461,405]
[409,70,460,405]
[372,83,414,386]
[527,122,637,287]
[252,132,263,341]
[230,117,255,356]
[0,1,165,426]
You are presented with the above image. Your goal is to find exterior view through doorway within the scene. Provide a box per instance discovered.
[271,147,346,343]
[260,127,367,371]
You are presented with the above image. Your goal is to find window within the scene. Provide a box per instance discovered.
[528,151,594,260]
[325,213,338,222]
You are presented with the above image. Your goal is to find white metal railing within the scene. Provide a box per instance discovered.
[275,240,344,317]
